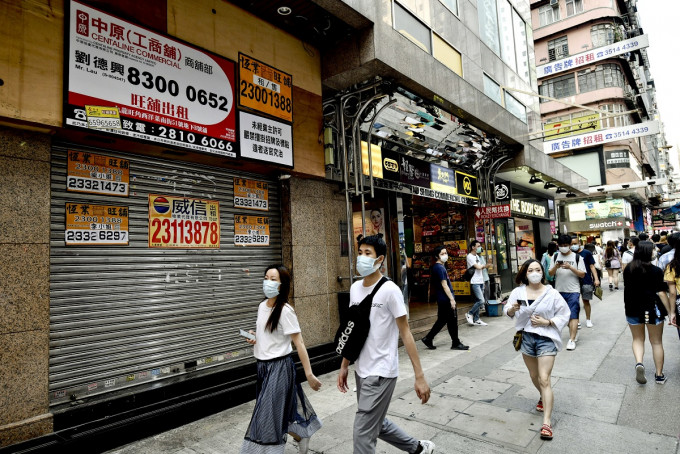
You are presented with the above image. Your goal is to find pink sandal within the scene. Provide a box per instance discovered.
[540,423,553,439]
[536,399,544,412]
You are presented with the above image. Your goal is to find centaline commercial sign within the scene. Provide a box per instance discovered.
[65,0,237,157]
[537,34,649,78]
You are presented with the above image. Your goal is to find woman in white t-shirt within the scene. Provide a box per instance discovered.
[240,265,322,454]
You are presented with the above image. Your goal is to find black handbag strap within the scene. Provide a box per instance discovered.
[358,276,389,307]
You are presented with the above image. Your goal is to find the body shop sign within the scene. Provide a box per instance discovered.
[65,0,237,157]
[511,198,549,219]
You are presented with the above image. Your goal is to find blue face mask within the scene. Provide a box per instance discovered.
[356,255,380,277]
[263,279,280,298]
[476,247,483,254]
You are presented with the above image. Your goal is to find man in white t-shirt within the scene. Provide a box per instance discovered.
[465,240,489,326]
[337,234,434,454]
[621,236,639,271]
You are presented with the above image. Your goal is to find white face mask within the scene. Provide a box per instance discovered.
[356,255,381,277]
[571,245,580,252]
[527,272,543,284]
[263,279,280,298]
[439,253,448,263]
[559,247,570,254]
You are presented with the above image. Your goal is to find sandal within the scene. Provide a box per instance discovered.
[536,399,544,412]
[540,423,553,440]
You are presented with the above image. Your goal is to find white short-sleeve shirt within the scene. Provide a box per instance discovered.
[350,278,406,378]
[253,301,301,360]
[622,248,635,265]
[467,253,484,284]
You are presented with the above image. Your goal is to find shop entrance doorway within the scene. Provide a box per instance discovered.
[494,219,513,296]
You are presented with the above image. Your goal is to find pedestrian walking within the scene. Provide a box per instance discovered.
[621,236,638,271]
[541,242,557,287]
[479,250,492,311]
[465,240,488,326]
[587,242,603,283]
[622,242,672,385]
[240,265,322,454]
[421,246,469,351]
[658,232,680,270]
[504,259,570,440]
[337,234,435,454]
[548,234,586,351]
[662,239,680,340]
[604,240,621,290]
[573,238,599,328]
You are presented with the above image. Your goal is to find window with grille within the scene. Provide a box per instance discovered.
[577,64,625,93]
[539,4,560,27]
[591,23,615,48]
[600,104,629,128]
[539,73,576,102]
[566,0,583,17]
[548,36,569,61]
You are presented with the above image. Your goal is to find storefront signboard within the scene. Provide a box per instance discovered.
[381,149,431,188]
[65,0,238,157]
[67,150,129,196]
[475,204,511,219]
[510,198,549,219]
[65,203,129,245]
[537,34,649,77]
[148,195,220,248]
[239,111,293,167]
[568,199,626,221]
[455,171,478,199]
[544,121,660,154]
[544,113,600,140]
[233,178,269,211]
[430,164,456,194]
[563,217,632,232]
[494,182,511,202]
[605,150,630,168]
[238,53,293,123]
[234,215,270,246]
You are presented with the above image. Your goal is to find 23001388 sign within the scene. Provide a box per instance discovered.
[150,219,220,247]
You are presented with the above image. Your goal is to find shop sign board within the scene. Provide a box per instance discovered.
[233,178,269,211]
[510,198,549,219]
[544,113,600,140]
[544,121,660,154]
[65,203,129,245]
[475,204,511,220]
[455,171,478,199]
[238,53,293,123]
[494,182,511,202]
[537,34,649,78]
[380,149,431,188]
[430,164,456,194]
[568,199,626,221]
[605,150,630,168]
[361,141,383,178]
[564,217,632,232]
[67,150,130,196]
[234,215,270,246]
[65,0,237,157]
[148,195,220,248]
[239,111,293,167]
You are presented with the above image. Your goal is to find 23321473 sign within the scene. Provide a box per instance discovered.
[234,178,268,211]
[65,203,129,245]
[148,195,220,248]
[67,150,129,196]
[234,215,270,246]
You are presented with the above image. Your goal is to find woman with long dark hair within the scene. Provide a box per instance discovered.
[605,240,621,290]
[662,239,680,341]
[504,259,570,440]
[623,242,672,384]
[240,265,322,454]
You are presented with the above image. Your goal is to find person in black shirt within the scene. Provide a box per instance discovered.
[623,241,672,385]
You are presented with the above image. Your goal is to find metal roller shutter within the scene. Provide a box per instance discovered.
[49,145,282,405]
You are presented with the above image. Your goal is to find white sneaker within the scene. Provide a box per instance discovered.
[586,320,593,328]
[419,440,435,454]
[465,313,474,325]
[297,437,310,454]
[473,319,488,326]
[566,340,576,350]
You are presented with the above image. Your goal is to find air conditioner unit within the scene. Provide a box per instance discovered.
[550,0,559,6]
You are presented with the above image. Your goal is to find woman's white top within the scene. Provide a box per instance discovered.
[253,301,301,360]
[503,285,571,351]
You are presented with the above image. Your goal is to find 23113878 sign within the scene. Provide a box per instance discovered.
[148,195,220,248]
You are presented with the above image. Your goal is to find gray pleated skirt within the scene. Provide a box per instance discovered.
[240,355,322,454]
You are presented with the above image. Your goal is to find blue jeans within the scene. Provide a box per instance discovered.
[468,284,485,321]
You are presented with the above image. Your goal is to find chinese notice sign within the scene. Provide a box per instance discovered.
[474,204,511,220]
[238,53,293,123]
[544,121,660,154]
[239,111,293,167]
[65,203,129,245]
[234,215,270,246]
[537,35,649,78]
[67,150,130,196]
[148,195,220,248]
[233,178,269,211]
[544,113,600,140]
[605,150,630,168]
[65,0,237,157]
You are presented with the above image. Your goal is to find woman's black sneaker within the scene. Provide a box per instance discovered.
[452,343,469,350]
[421,338,436,350]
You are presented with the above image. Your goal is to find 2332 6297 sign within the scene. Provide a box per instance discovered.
[66,203,129,245]
[148,195,220,248]
[234,215,270,246]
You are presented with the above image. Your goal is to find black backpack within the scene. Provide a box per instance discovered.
[334,277,389,362]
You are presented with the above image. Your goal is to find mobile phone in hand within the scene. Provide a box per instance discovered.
[239,329,256,341]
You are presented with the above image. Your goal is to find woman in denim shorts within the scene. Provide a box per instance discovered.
[623,241,672,385]
[505,259,570,440]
